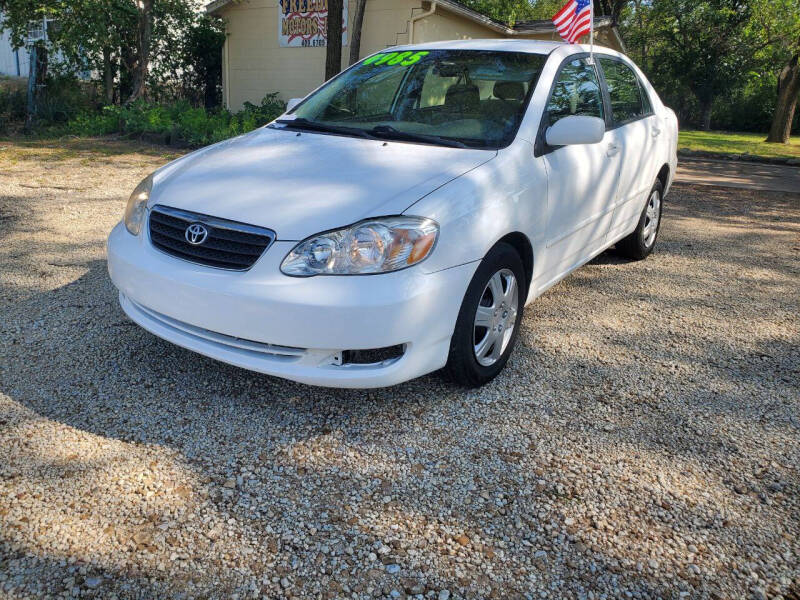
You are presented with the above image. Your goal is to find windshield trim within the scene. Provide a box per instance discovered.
[284,48,548,151]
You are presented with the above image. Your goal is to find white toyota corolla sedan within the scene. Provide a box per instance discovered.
[108,39,678,388]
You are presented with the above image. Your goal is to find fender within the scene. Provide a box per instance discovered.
[407,139,547,305]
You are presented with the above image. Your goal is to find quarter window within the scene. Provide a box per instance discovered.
[599,58,649,124]
[545,58,604,127]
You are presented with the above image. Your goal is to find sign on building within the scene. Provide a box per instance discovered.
[279,0,347,47]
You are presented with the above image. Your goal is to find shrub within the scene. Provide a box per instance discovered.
[35,75,97,124]
[0,77,27,133]
[58,93,286,147]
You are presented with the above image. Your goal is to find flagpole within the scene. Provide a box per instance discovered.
[589,0,595,64]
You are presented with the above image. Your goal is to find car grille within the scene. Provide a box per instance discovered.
[148,205,276,270]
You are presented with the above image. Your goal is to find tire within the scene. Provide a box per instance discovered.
[443,242,525,387]
[616,180,664,260]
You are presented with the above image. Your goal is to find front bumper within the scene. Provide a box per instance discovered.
[107,222,476,388]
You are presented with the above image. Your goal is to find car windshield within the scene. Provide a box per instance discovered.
[280,49,547,149]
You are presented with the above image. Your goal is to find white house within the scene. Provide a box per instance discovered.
[0,16,29,77]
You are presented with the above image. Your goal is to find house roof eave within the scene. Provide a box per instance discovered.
[205,0,231,15]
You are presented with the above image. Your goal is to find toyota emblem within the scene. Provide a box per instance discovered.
[185,223,209,245]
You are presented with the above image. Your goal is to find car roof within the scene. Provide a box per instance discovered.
[385,39,618,56]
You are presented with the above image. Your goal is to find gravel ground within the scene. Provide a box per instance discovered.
[1,139,799,600]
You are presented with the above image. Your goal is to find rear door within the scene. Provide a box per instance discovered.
[537,56,621,277]
[597,56,660,237]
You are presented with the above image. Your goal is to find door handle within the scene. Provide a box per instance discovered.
[652,127,662,137]
[607,143,620,157]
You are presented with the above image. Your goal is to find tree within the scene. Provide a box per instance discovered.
[619,0,661,69]
[767,49,800,143]
[181,15,226,108]
[349,0,366,65]
[0,0,201,106]
[619,0,754,130]
[54,0,138,104]
[325,0,343,80]
[656,0,752,130]
[0,1,54,123]
[751,0,800,143]
[143,0,202,102]
[596,0,627,24]
[457,0,549,23]
[26,40,47,128]
[126,0,154,102]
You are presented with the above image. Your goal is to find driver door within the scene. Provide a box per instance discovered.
[538,57,621,277]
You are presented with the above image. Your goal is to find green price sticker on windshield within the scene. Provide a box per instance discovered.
[363,51,429,67]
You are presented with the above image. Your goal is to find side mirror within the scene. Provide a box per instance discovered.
[545,115,605,146]
[286,98,303,112]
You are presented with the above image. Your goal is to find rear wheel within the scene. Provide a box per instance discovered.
[443,243,525,387]
[617,180,663,260]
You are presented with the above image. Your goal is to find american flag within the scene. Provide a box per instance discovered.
[552,0,593,44]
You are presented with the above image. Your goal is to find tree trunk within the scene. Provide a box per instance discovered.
[766,53,800,144]
[348,0,366,65]
[699,96,713,131]
[102,47,115,105]
[25,43,48,129]
[25,45,37,129]
[204,75,218,110]
[611,0,626,23]
[119,45,135,102]
[127,0,154,104]
[325,0,343,80]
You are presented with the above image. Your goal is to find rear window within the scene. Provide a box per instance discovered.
[599,58,650,124]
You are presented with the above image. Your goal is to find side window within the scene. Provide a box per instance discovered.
[545,58,604,127]
[599,58,648,124]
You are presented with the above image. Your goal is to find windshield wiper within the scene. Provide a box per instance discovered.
[368,125,469,148]
[274,119,474,148]
[274,117,376,140]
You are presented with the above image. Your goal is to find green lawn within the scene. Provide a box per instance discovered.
[678,130,800,160]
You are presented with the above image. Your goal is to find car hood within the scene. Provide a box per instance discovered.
[150,126,496,240]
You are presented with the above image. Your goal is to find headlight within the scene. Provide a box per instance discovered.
[281,216,438,276]
[124,174,153,236]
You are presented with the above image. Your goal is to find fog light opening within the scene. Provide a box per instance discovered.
[341,344,405,366]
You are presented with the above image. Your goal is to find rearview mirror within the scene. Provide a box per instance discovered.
[286,98,302,112]
[545,115,605,146]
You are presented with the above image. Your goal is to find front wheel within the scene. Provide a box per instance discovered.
[616,180,663,260]
[443,243,525,387]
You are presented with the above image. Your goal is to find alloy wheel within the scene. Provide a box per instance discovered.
[643,189,661,248]
[473,268,519,367]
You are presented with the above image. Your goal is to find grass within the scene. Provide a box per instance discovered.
[0,137,182,166]
[678,130,800,160]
